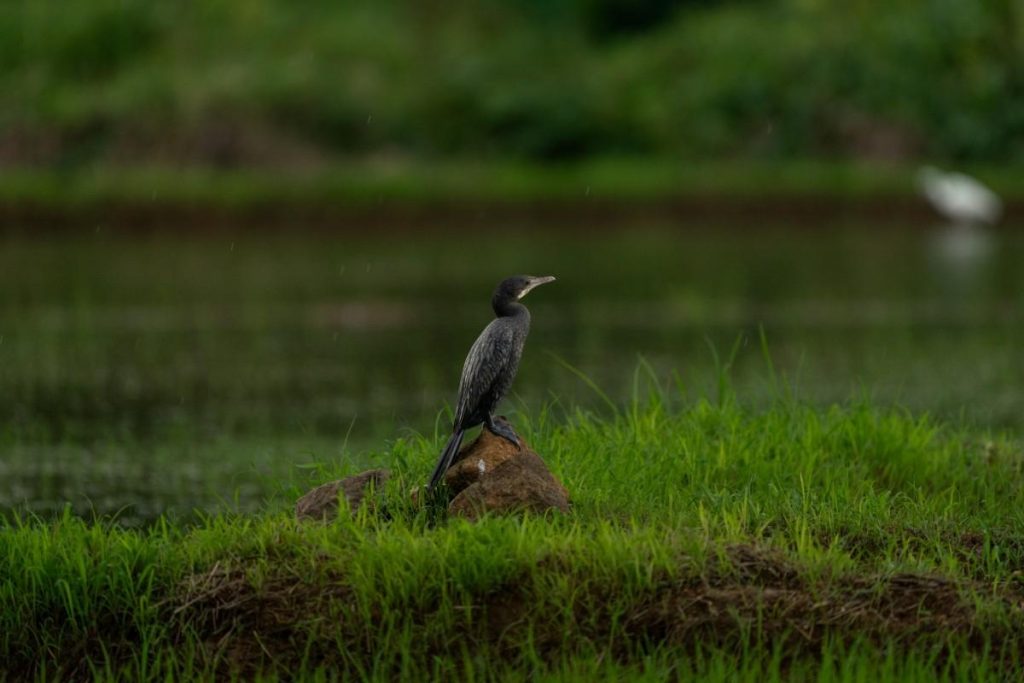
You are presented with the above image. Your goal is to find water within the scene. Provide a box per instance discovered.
[1,223,1021,523]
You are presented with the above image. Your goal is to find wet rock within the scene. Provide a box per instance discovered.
[445,424,570,520]
[295,468,391,521]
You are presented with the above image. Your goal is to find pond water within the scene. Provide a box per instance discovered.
[1,222,1021,523]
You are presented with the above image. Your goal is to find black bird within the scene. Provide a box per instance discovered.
[427,274,556,490]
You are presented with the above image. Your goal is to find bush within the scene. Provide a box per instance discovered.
[1,0,1021,165]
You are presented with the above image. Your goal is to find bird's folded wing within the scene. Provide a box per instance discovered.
[454,320,514,427]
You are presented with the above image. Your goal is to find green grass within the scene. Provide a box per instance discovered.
[2,160,1024,211]
[3,382,1023,680]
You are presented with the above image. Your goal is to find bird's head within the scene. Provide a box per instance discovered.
[500,274,556,299]
[492,275,556,312]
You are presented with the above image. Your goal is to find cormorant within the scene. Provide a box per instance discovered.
[427,274,556,490]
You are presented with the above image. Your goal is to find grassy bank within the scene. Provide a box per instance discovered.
[3,390,1023,680]
[2,161,1023,231]
[4,161,1024,207]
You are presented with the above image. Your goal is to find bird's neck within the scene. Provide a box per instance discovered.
[492,297,528,319]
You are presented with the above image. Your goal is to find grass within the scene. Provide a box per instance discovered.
[2,377,1023,680]
[3,160,1024,213]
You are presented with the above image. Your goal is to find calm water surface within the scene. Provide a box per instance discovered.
[1,222,1021,522]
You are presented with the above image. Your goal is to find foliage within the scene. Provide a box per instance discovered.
[1,0,1021,167]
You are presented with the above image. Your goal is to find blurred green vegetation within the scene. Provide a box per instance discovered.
[1,0,1022,168]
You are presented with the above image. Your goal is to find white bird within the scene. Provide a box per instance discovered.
[918,166,1002,226]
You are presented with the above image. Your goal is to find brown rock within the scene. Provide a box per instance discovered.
[443,426,523,496]
[295,468,391,521]
[446,424,570,520]
[449,451,570,520]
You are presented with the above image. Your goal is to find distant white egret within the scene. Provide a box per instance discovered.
[918,166,1002,226]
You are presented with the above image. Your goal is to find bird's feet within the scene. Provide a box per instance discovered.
[486,416,523,450]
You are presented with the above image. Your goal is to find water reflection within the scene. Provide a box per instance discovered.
[1,225,1022,522]
[928,224,996,297]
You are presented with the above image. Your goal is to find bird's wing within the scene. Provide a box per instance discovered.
[454,320,515,428]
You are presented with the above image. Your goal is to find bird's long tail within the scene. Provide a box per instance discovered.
[428,429,465,490]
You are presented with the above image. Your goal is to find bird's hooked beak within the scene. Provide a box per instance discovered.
[518,275,556,299]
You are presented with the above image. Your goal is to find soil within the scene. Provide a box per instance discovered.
[164,542,1024,678]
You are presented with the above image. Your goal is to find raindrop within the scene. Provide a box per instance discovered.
[584,186,591,196]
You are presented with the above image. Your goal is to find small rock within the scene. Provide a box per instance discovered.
[445,423,570,520]
[444,426,522,495]
[295,468,391,521]
[449,451,570,520]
